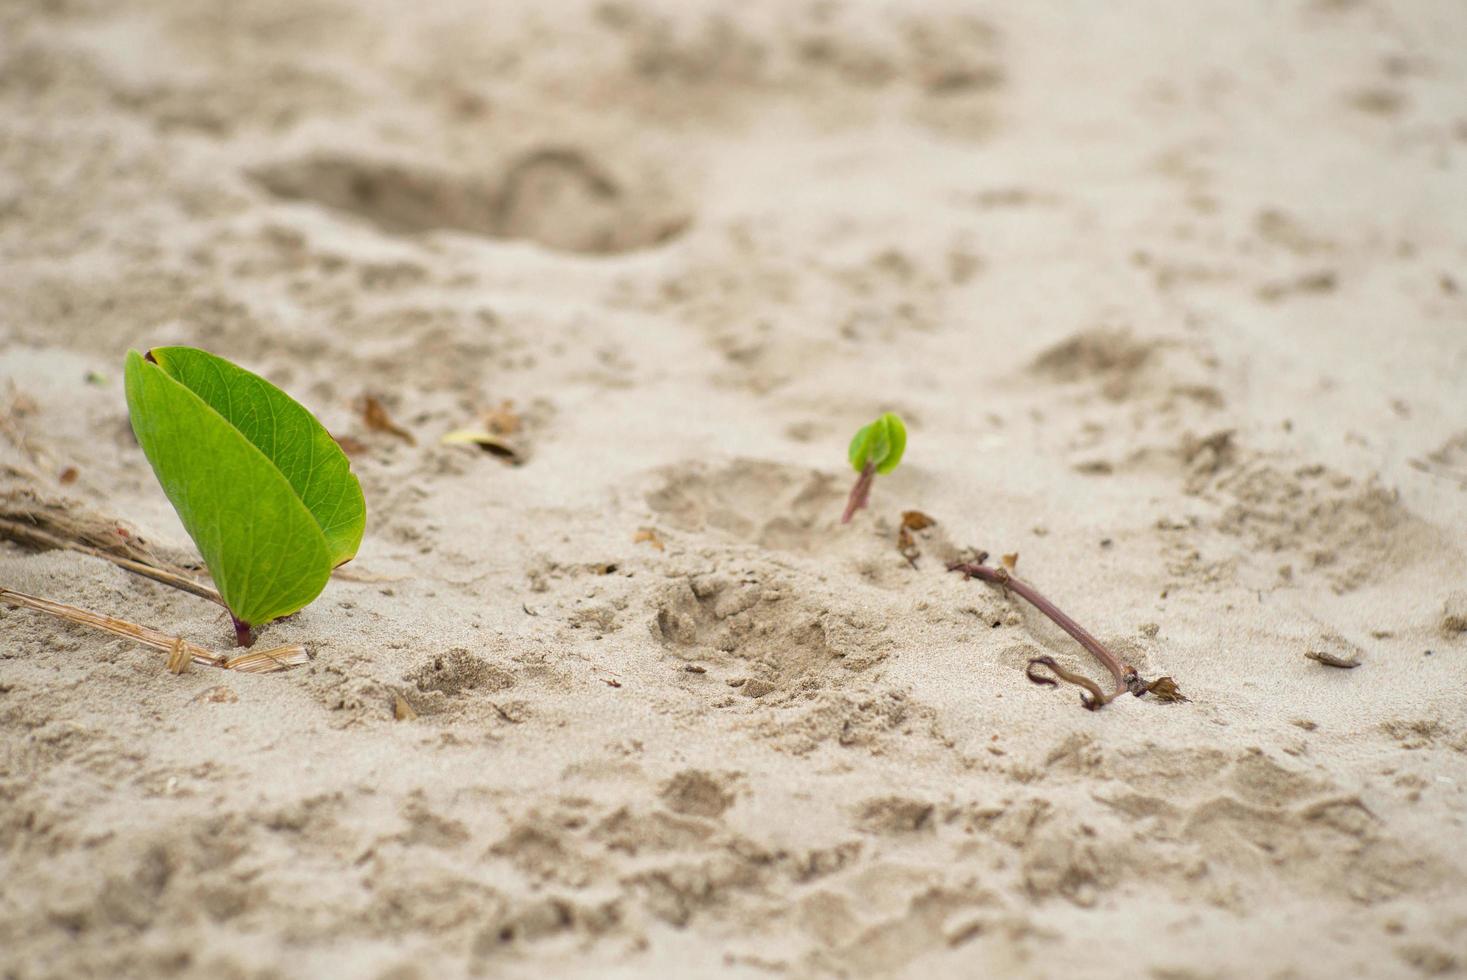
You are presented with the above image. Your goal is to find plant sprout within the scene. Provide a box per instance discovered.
[842,412,906,524]
[125,347,366,646]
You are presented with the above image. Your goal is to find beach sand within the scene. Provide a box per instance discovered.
[2,1,1466,976]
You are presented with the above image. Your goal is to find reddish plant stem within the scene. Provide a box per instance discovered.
[949,558,1140,708]
[231,614,256,648]
[841,461,877,524]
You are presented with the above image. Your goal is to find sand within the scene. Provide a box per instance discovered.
[3,0,1467,976]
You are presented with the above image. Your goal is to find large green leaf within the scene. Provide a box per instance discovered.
[144,346,365,565]
[124,348,366,628]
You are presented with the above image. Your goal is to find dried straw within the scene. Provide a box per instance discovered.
[0,587,307,674]
[0,491,224,606]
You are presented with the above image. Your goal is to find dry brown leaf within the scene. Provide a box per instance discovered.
[393,695,419,721]
[361,395,416,445]
[58,466,78,485]
[901,510,936,531]
[440,429,525,465]
[634,527,665,551]
[897,526,920,567]
[484,400,522,436]
[897,510,935,567]
[1001,552,1019,571]
[1305,649,1362,669]
[1144,676,1190,701]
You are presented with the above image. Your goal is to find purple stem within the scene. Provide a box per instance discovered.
[841,461,877,524]
[231,614,256,648]
[948,560,1135,696]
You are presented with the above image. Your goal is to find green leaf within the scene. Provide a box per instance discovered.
[848,423,874,472]
[144,347,365,565]
[124,348,366,628]
[873,413,906,474]
[848,412,907,475]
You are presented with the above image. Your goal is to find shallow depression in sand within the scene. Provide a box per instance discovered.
[251,146,692,255]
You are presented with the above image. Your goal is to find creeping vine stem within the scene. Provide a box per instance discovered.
[948,554,1184,710]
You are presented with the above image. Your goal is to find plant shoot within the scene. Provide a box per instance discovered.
[842,412,906,524]
[125,347,366,646]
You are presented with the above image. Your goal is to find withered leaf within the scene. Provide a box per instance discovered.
[634,527,665,551]
[1305,649,1362,669]
[1001,552,1019,571]
[1144,676,1190,701]
[440,429,524,465]
[897,510,934,568]
[901,510,936,531]
[361,395,416,445]
[898,525,920,568]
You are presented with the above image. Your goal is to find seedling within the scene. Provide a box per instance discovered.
[842,412,906,524]
[125,347,366,646]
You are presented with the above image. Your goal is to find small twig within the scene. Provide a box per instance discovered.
[0,516,225,607]
[841,461,876,524]
[949,556,1183,710]
[0,587,306,673]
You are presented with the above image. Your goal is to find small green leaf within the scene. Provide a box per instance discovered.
[848,412,907,474]
[874,413,906,474]
[848,423,874,471]
[125,348,366,628]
